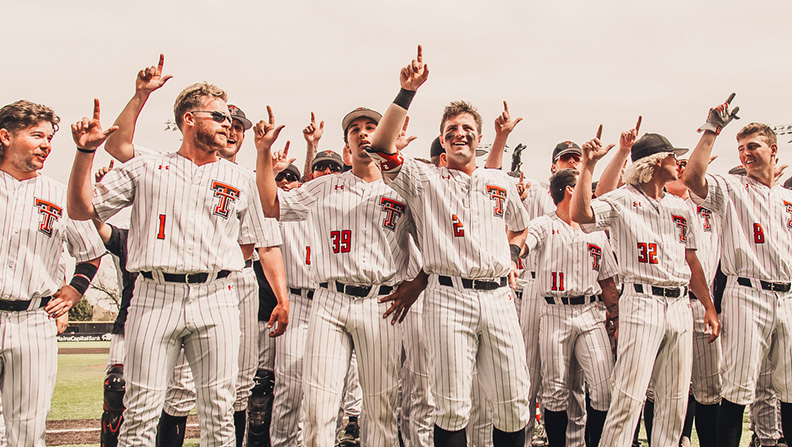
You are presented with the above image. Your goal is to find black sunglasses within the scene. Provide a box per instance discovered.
[276,172,299,183]
[313,162,342,173]
[191,110,232,124]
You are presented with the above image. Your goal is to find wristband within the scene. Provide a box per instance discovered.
[393,88,416,110]
[76,147,97,154]
[69,262,98,295]
[509,244,521,264]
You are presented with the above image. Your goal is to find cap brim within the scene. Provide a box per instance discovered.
[553,148,582,162]
[475,148,489,157]
[233,116,253,131]
[671,147,689,157]
[342,110,382,132]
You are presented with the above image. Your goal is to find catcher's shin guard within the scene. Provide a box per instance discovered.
[156,410,187,447]
[101,364,125,447]
[247,368,275,447]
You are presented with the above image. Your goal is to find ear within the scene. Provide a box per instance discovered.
[182,112,195,128]
[550,164,557,174]
[0,128,11,147]
[771,143,778,158]
[439,153,447,165]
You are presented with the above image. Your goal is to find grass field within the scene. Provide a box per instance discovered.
[49,342,757,447]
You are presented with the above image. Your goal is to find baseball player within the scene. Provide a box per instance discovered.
[569,128,720,447]
[254,104,419,447]
[682,94,792,447]
[67,84,285,447]
[367,46,532,447]
[521,168,619,447]
[0,99,106,446]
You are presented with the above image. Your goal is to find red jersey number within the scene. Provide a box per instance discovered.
[551,272,565,291]
[330,230,351,253]
[637,242,659,264]
[157,214,166,240]
[753,223,765,244]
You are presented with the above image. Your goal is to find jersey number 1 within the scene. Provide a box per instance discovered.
[156,214,166,240]
[551,272,565,291]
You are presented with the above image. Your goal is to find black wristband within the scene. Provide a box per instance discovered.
[76,147,97,154]
[393,88,416,110]
[69,262,99,295]
[509,244,521,264]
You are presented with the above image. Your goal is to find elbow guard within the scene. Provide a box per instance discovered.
[366,147,404,173]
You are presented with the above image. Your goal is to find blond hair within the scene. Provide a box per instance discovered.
[736,122,777,146]
[622,152,668,186]
[173,82,227,130]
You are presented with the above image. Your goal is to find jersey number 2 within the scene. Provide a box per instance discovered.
[331,230,351,253]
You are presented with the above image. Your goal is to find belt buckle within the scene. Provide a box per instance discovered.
[184,273,199,284]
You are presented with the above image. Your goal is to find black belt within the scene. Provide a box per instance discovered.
[438,275,507,291]
[244,259,253,268]
[289,287,315,300]
[319,282,393,298]
[0,296,51,312]
[544,295,600,305]
[140,270,232,284]
[531,271,536,279]
[633,283,686,298]
[737,277,791,293]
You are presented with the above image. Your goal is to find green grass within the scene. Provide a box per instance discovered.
[58,341,111,349]
[49,351,107,420]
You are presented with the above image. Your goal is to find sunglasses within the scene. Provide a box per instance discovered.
[676,160,687,168]
[313,162,342,173]
[191,110,233,124]
[559,153,582,163]
[276,172,299,183]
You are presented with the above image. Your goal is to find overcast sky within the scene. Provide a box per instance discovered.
[4,0,792,186]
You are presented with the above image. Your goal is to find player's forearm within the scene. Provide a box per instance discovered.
[104,91,149,163]
[570,161,596,224]
[599,277,619,316]
[303,141,317,182]
[67,152,100,221]
[682,131,716,199]
[257,246,289,307]
[370,102,407,156]
[91,218,112,244]
[686,250,716,310]
[255,147,280,218]
[595,147,630,197]
[485,132,508,169]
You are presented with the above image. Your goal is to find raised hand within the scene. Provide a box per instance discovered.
[619,116,642,151]
[515,171,531,200]
[95,160,115,183]
[400,45,429,91]
[136,54,173,95]
[494,101,523,136]
[71,99,119,151]
[581,125,615,165]
[698,93,740,135]
[395,116,417,150]
[302,112,324,145]
[271,141,295,174]
[254,105,285,153]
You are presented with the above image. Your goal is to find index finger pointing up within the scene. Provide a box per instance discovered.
[503,100,509,114]
[635,116,642,132]
[725,93,736,104]
[310,112,316,124]
[93,98,102,121]
[596,124,603,140]
[267,105,275,124]
[416,45,423,63]
[157,53,165,72]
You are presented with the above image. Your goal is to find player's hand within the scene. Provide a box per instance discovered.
[44,285,82,319]
[302,112,324,145]
[774,163,788,182]
[271,141,295,175]
[581,125,615,166]
[56,313,69,334]
[605,309,619,342]
[379,275,427,324]
[704,305,721,343]
[494,101,523,137]
[395,116,417,151]
[267,303,289,337]
[72,99,119,151]
[136,54,173,95]
[515,171,531,201]
[400,45,429,91]
[618,116,642,152]
[698,93,740,135]
[254,106,285,153]
[95,160,115,183]
[509,262,519,289]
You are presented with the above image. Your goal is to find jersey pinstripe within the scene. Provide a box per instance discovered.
[386,157,530,279]
[525,214,618,297]
[279,220,314,289]
[93,152,281,273]
[0,171,106,300]
[686,198,721,287]
[277,170,413,285]
[582,184,698,286]
[691,173,792,281]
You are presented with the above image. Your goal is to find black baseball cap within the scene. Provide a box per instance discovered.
[430,136,445,158]
[311,150,343,171]
[784,176,792,190]
[341,107,382,134]
[277,163,301,180]
[227,104,252,130]
[552,141,582,163]
[630,133,688,162]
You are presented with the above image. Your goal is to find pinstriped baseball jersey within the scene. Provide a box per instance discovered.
[691,173,792,281]
[385,157,530,279]
[93,152,281,273]
[518,179,555,280]
[525,214,618,297]
[582,185,698,286]
[0,171,105,300]
[686,198,721,286]
[277,170,413,285]
[279,220,315,289]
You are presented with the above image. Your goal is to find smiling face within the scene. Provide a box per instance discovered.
[186,96,230,153]
[440,112,481,164]
[0,121,55,179]
[218,118,246,161]
[738,132,777,178]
